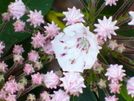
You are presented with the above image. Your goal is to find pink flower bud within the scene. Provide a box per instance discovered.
[8,0,26,19]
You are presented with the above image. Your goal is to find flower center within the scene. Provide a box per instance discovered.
[68,37,90,64]
[76,37,90,52]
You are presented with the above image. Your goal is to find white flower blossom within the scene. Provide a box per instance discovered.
[52,23,100,72]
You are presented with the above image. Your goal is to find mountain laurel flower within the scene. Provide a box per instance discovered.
[109,81,122,94]
[13,19,25,32]
[28,50,40,62]
[44,70,60,89]
[105,95,119,101]
[42,39,54,54]
[0,61,8,72]
[2,12,11,21]
[44,21,60,39]
[5,94,17,101]
[8,0,26,19]
[23,64,35,75]
[0,89,7,100]
[105,0,119,6]
[31,73,43,84]
[27,10,44,28]
[60,72,86,96]
[94,16,119,41]
[4,80,18,94]
[0,41,5,57]
[13,44,24,55]
[127,76,134,97]
[128,11,134,25]
[105,64,126,82]
[63,6,85,25]
[51,89,70,101]
[40,91,50,101]
[52,23,100,72]
[31,31,46,48]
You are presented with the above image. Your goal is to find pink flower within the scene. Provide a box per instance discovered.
[109,81,122,94]
[60,72,86,96]
[42,39,54,54]
[4,80,18,94]
[105,64,126,82]
[127,77,134,97]
[108,40,118,50]
[31,72,43,84]
[31,31,46,48]
[105,0,119,6]
[0,41,5,56]
[44,70,60,89]
[63,6,85,25]
[8,0,26,19]
[13,19,25,32]
[5,94,16,101]
[0,89,7,100]
[52,23,100,72]
[0,61,8,72]
[105,95,119,101]
[40,91,50,101]
[28,50,40,62]
[23,64,35,75]
[13,44,24,55]
[51,89,70,101]
[27,10,44,28]
[2,12,11,21]
[44,21,60,39]
[94,16,119,41]
[13,54,24,64]
[128,11,134,25]
[97,36,105,46]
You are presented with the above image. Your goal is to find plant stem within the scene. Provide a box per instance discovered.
[113,0,130,19]
[95,3,105,17]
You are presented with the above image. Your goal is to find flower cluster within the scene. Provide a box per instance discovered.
[1,0,134,101]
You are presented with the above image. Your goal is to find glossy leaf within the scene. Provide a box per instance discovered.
[23,0,54,15]
[120,84,134,101]
[71,86,98,101]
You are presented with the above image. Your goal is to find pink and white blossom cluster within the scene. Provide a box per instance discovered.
[27,10,44,28]
[105,64,126,94]
[63,6,85,25]
[60,72,86,96]
[8,0,26,19]
[94,16,119,41]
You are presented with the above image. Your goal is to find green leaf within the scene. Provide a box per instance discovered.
[0,1,11,23]
[116,28,134,37]
[0,20,32,46]
[120,84,134,101]
[23,0,54,15]
[71,86,98,101]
